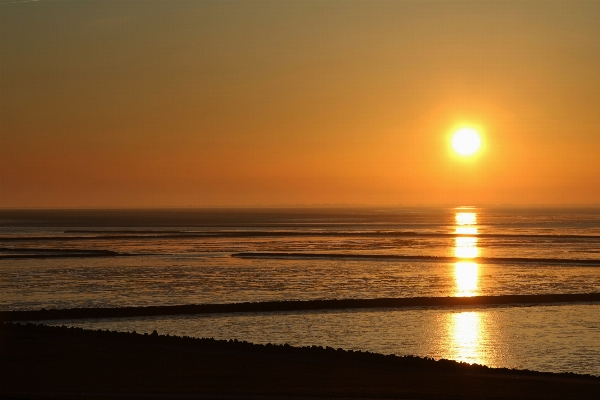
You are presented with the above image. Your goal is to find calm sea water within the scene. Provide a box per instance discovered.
[2,207,600,374]
[49,304,600,376]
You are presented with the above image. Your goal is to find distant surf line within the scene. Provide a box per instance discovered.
[1,230,599,241]
[2,293,600,322]
[0,248,124,259]
[2,248,600,264]
[232,252,600,266]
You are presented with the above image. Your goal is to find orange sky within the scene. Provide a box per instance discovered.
[1,1,599,207]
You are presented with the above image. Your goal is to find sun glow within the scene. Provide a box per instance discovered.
[452,128,481,156]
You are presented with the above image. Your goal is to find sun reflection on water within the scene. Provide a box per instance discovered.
[449,311,485,365]
[454,211,479,259]
[446,209,485,364]
[453,210,480,296]
[455,212,476,226]
[454,262,478,297]
[454,237,479,258]
[456,226,477,235]
[453,210,480,297]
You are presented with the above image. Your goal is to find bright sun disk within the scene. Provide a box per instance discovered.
[452,128,481,156]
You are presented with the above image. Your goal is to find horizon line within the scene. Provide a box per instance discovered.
[1,203,600,210]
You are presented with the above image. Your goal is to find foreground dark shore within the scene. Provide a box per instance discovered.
[1,323,598,400]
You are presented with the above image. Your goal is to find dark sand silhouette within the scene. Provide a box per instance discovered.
[1,323,598,399]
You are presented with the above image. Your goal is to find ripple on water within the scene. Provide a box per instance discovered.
[46,303,600,376]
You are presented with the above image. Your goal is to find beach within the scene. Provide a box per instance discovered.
[2,322,599,400]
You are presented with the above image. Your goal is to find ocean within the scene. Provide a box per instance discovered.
[1,207,599,375]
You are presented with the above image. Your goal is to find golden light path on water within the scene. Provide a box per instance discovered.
[453,210,480,297]
[448,209,485,365]
[449,311,484,365]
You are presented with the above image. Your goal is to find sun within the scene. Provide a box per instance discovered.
[452,128,481,156]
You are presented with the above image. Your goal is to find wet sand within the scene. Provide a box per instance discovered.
[1,322,598,399]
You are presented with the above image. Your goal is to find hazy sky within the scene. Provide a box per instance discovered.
[1,1,599,207]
